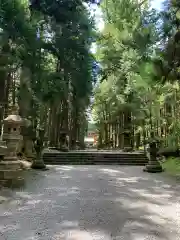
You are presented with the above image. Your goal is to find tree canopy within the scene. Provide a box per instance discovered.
[0,0,97,150]
[92,0,180,149]
[1,0,180,153]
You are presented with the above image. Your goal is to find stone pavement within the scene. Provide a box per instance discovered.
[0,166,180,240]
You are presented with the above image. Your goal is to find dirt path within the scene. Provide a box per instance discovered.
[0,166,179,240]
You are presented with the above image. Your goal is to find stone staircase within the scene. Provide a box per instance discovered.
[43,150,148,165]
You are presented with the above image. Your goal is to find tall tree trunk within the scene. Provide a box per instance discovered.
[0,42,11,133]
[123,110,132,148]
[4,71,11,117]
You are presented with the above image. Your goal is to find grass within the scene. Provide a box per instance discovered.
[161,157,180,176]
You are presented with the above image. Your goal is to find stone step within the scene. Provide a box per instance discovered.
[43,151,148,166]
[43,157,147,160]
[44,162,146,166]
[43,153,146,157]
[43,156,146,159]
[43,154,146,158]
[43,157,147,161]
[43,160,147,166]
[44,155,145,159]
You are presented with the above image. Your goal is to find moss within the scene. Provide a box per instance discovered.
[162,157,180,176]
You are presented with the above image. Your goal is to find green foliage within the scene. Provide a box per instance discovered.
[93,0,180,148]
[3,0,94,102]
[93,0,156,118]
[162,157,180,176]
[0,0,96,146]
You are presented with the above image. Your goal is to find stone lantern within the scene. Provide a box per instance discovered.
[0,105,24,187]
[21,118,36,161]
[143,140,163,173]
[31,128,47,170]
[59,129,69,152]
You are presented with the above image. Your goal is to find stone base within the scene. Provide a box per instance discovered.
[4,156,19,161]
[123,147,133,152]
[143,164,163,173]
[60,145,69,152]
[0,169,23,179]
[0,177,24,189]
[0,161,21,170]
[61,149,69,152]
[31,160,47,170]
[0,162,24,189]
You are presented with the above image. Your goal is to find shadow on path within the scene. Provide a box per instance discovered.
[0,166,179,240]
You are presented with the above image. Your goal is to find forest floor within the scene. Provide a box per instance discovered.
[0,166,180,240]
[162,157,180,177]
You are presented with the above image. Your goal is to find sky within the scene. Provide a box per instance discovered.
[151,0,163,11]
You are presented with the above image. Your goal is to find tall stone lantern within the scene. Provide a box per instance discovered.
[21,118,36,161]
[143,140,163,173]
[0,105,24,187]
[31,128,47,170]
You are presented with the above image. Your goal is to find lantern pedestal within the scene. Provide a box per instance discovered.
[31,150,46,169]
[31,159,46,170]
[143,161,163,173]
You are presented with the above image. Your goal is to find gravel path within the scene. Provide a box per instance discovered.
[0,166,180,240]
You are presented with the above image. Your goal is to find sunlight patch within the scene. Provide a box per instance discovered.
[0,223,20,233]
[15,192,32,199]
[56,166,74,171]
[26,199,42,205]
[54,229,111,240]
[59,220,79,228]
[101,168,120,173]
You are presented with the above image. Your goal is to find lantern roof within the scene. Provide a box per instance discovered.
[3,114,23,124]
